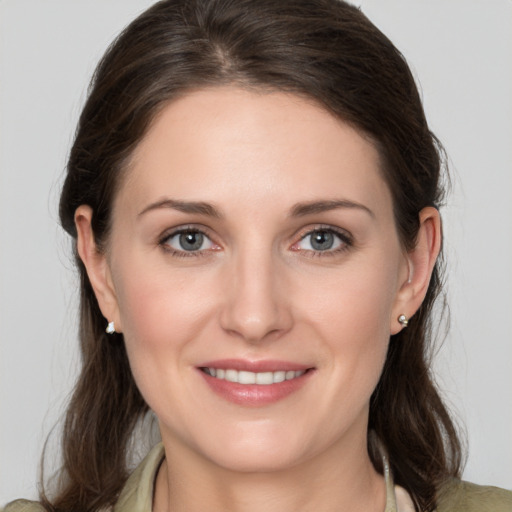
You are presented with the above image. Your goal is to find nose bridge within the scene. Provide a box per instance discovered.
[220,237,291,342]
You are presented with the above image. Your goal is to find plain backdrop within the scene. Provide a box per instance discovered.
[1,0,511,505]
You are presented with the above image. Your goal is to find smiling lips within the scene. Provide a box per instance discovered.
[202,367,306,385]
[198,360,314,406]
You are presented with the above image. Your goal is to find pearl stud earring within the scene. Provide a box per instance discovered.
[106,321,116,334]
[397,314,409,327]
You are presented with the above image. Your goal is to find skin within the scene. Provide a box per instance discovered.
[76,87,441,512]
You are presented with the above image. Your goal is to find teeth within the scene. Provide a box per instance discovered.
[239,371,256,384]
[273,371,286,383]
[204,368,306,385]
[255,372,272,385]
[225,369,238,382]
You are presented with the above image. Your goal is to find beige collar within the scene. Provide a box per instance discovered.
[382,449,415,512]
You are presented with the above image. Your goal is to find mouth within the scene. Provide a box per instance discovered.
[200,367,308,385]
[197,360,314,406]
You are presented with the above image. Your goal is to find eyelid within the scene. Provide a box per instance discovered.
[290,224,353,254]
[159,224,209,242]
[295,224,352,242]
[158,224,221,255]
[157,223,353,258]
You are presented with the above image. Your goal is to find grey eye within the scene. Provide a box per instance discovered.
[309,231,334,251]
[179,232,204,251]
[165,231,213,252]
[296,229,345,252]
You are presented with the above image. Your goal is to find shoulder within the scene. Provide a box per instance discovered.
[437,479,512,512]
[2,500,46,512]
[113,443,165,512]
[2,444,165,512]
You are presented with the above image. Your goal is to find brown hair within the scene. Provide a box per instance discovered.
[49,0,463,510]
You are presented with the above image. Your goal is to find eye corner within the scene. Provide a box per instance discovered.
[289,241,301,252]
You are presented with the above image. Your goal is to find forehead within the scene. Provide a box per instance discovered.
[118,87,391,218]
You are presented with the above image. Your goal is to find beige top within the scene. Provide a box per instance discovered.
[114,444,414,512]
[4,443,512,511]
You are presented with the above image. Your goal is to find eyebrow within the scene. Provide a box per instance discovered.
[138,197,374,220]
[138,199,223,219]
[289,199,375,218]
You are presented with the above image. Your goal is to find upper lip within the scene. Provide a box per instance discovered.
[198,359,312,372]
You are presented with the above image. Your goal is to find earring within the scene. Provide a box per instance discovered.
[397,314,409,328]
[106,321,116,334]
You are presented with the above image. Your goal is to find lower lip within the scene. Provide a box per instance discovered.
[198,369,314,406]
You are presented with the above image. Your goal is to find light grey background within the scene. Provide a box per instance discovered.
[1,0,511,505]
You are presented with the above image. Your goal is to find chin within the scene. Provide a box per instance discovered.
[207,445,305,474]
[188,422,321,474]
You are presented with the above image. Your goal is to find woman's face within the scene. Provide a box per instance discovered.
[99,87,411,472]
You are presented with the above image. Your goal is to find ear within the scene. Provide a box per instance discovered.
[75,205,122,333]
[390,206,441,334]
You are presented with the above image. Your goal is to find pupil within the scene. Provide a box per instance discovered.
[179,232,203,251]
[311,231,333,250]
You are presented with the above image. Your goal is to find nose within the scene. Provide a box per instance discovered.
[219,247,293,343]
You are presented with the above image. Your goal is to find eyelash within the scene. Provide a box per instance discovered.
[158,225,353,258]
[158,226,215,258]
[292,225,353,258]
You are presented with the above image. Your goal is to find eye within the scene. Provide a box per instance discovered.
[293,228,351,254]
[161,229,216,253]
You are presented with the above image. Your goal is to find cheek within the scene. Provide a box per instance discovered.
[305,257,399,342]
[111,256,217,376]
[110,259,224,427]
[301,256,400,392]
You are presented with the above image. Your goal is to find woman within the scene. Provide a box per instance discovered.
[4,0,511,511]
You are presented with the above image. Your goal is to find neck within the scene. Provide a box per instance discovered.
[153,431,386,512]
